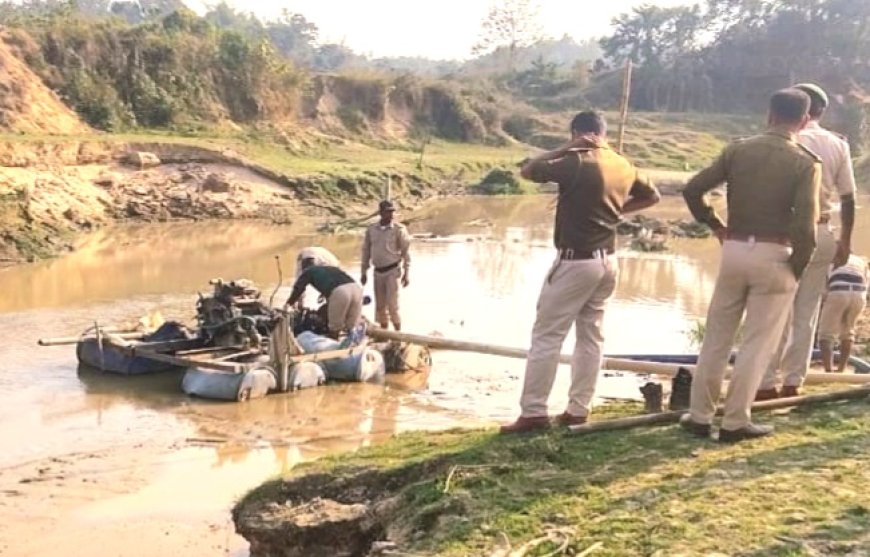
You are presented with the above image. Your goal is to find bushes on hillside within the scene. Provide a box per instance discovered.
[11,9,304,130]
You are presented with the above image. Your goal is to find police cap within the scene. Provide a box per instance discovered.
[793,83,829,108]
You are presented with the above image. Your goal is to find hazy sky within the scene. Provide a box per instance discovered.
[185,0,692,60]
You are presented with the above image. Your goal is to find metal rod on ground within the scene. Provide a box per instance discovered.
[567,385,870,436]
[617,60,633,153]
[366,328,870,385]
[269,255,283,308]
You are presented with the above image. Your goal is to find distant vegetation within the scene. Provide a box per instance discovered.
[0,0,867,157]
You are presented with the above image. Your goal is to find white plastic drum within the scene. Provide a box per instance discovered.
[356,348,385,383]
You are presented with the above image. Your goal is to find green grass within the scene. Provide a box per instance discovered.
[238,398,870,556]
[528,111,759,172]
[0,130,528,179]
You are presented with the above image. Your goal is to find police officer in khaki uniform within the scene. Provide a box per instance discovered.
[360,200,411,330]
[680,89,821,443]
[757,83,858,399]
[501,111,661,434]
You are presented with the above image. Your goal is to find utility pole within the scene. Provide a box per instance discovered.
[617,60,633,153]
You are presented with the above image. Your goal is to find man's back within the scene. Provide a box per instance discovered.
[683,131,821,272]
[527,143,656,252]
[829,254,868,289]
[799,122,856,214]
[297,265,353,297]
[721,133,818,236]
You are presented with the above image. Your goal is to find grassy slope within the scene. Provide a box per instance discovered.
[240,398,870,556]
[0,130,527,179]
[0,110,756,178]
[528,111,760,172]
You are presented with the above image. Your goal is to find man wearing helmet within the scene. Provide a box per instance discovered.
[757,83,858,400]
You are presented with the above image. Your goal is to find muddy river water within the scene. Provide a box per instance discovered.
[2,195,869,556]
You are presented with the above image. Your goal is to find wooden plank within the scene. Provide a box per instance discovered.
[287,346,364,365]
[176,344,245,356]
[211,350,260,362]
[366,328,870,385]
[128,346,246,373]
[567,385,870,436]
[139,338,203,352]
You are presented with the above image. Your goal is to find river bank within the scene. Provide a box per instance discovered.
[0,135,696,266]
[0,136,528,265]
[233,395,870,557]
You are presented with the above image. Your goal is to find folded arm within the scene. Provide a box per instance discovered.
[623,172,661,214]
[682,149,729,232]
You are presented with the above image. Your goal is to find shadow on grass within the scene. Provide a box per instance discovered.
[234,399,870,556]
[741,505,870,557]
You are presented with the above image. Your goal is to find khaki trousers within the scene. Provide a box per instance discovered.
[761,225,837,389]
[689,240,797,430]
[327,283,363,333]
[374,267,401,328]
[520,256,618,418]
[817,291,866,342]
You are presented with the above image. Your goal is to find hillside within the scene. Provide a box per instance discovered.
[0,15,516,147]
[0,31,90,134]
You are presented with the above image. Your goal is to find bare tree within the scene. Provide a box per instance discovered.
[472,0,543,73]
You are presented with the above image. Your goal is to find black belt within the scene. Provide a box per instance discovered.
[375,262,400,273]
[830,284,866,292]
[558,248,613,261]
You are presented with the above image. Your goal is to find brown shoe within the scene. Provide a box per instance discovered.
[555,412,588,427]
[499,416,551,434]
[754,388,779,402]
[780,386,800,398]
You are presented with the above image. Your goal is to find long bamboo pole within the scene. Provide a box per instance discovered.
[567,385,870,436]
[366,329,870,385]
[38,331,144,346]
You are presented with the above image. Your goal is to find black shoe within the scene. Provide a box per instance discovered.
[679,414,711,438]
[640,382,664,414]
[669,367,693,410]
[718,423,774,443]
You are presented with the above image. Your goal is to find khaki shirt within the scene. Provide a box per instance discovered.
[683,131,821,275]
[361,222,411,274]
[526,142,659,252]
[799,121,856,215]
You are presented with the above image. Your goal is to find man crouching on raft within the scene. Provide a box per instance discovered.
[284,258,364,338]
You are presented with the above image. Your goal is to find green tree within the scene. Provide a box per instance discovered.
[472,0,543,73]
[601,4,703,68]
[266,9,319,63]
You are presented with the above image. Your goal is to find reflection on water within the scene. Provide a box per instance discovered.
[0,196,730,456]
[8,193,841,556]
